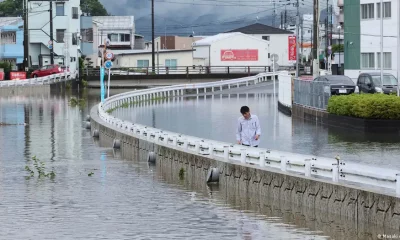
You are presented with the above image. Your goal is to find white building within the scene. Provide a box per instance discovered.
[28,0,81,71]
[225,24,291,66]
[192,32,269,68]
[90,16,135,67]
[344,0,399,79]
[113,49,194,70]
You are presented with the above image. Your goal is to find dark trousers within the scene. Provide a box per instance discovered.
[242,144,258,147]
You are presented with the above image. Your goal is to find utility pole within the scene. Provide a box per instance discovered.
[273,2,276,27]
[312,0,320,78]
[151,0,155,73]
[295,0,300,77]
[330,4,333,47]
[301,17,303,64]
[398,0,400,96]
[284,9,287,30]
[281,12,283,29]
[49,1,54,65]
[23,0,29,70]
[380,0,383,86]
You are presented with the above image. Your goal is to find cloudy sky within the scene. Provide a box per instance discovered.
[99,0,337,38]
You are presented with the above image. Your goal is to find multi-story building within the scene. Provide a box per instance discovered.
[88,16,135,67]
[226,23,293,66]
[0,17,23,69]
[344,0,399,79]
[28,0,81,71]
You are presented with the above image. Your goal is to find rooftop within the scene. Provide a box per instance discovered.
[113,49,194,56]
[226,23,293,35]
[192,32,240,46]
[0,17,22,28]
[92,16,134,30]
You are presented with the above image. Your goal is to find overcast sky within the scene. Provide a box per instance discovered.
[99,0,338,21]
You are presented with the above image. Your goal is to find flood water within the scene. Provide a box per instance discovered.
[113,84,400,170]
[0,89,334,239]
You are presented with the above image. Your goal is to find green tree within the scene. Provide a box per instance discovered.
[0,0,22,17]
[0,0,108,17]
[81,0,109,16]
[332,44,344,53]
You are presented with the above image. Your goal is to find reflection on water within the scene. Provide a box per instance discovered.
[113,85,400,170]
[0,89,332,239]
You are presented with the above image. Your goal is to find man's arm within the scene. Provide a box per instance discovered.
[236,119,242,144]
[255,116,261,140]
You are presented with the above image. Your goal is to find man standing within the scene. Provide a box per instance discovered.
[236,106,261,147]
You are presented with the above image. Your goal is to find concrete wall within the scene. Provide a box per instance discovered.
[114,51,194,68]
[90,104,400,232]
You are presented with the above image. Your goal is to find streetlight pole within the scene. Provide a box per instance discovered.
[338,25,341,74]
[380,0,383,89]
[151,0,155,73]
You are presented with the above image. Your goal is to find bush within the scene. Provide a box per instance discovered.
[327,94,400,119]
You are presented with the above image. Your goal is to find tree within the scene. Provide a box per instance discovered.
[332,44,344,53]
[0,0,108,17]
[0,0,22,17]
[81,0,109,16]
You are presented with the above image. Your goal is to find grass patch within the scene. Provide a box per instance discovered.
[69,97,86,108]
[327,94,400,119]
[25,156,56,179]
[105,96,168,114]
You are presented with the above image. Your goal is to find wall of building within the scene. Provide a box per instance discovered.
[114,51,194,68]
[209,34,269,67]
[28,0,81,71]
[0,20,23,65]
[80,16,93,56]
[192,45,209,65]
[345,0,399,80]
[175,37,203,50]
[249,33,291,66]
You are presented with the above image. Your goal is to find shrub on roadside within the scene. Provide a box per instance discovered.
[327,94,400,119]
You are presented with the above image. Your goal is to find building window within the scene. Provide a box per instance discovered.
[56,29,65,43]
[165,59,177,70]
[262,36,270,41]
[80,28,93,42]
[0,31,16,44]
[107,34,118,42]
[377,52,392,69]
[72,33,78,45]
[72,7,79,19]
[361,3,374,19]
[56,3,64,16]
[120,34,130,42]
[377,2,391,18]
[137,60,149,68]
[361,53,375,69]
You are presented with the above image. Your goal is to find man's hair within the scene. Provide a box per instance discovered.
[240,106,250,114]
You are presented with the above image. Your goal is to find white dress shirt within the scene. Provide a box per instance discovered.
[236,114,261,147]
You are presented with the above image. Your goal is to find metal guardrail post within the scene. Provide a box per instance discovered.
[280,156,287,172]
[259,152,266,167]
[223,146,229,160]
[396,174,400,196]
[305,159,311,177]
[332,163,339,182]
[240,149,246,164]
[209,143,214,156]
[194,141,200,153]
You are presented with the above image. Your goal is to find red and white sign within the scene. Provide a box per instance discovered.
[220,49,258,61]
[288,36,297,61]
[10,72,27,80]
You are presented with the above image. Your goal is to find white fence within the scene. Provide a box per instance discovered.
[278,72,292,108]
[0,71,77,88]
[97,72,400,196]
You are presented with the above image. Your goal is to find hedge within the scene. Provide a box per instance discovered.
[327,94,400,119]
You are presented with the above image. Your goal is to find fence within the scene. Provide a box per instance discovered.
[0,71,77,88]
[293,79,331,110]
[82,65,297,77]
[94,72,400,196]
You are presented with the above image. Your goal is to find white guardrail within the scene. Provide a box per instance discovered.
[97,71,400,196]
[0,71,77,88]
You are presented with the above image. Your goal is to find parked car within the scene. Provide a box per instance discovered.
[313,75,356,95]
[356,73,398,94]
[30,64,63,78]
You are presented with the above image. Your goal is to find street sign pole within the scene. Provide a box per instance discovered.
[104,59,113,98]
[107,69,111,98]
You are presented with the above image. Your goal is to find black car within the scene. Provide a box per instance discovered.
[356,73,398,94]
[313,75,356,95]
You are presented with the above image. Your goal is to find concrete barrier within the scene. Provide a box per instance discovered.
[90,105,400,231]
